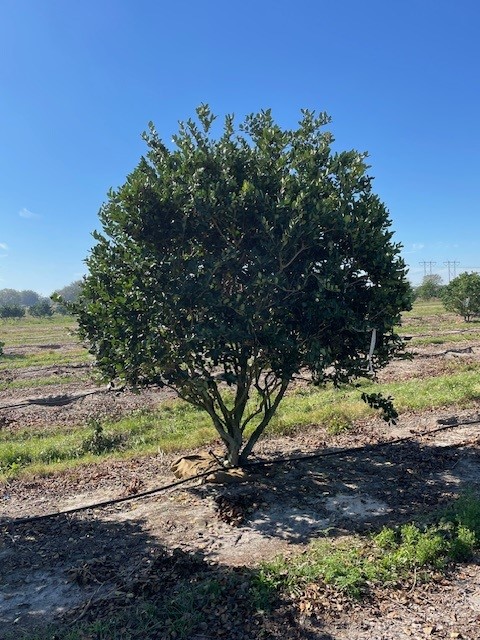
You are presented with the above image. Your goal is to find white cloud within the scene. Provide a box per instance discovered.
[403,243,425,255]
[0,242,7,251]
[19,207,41,219]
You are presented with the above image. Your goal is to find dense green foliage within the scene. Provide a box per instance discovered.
[0,304,26,318]
[442,272,480,321]
[29,299,54,317]
[75,106,410,465]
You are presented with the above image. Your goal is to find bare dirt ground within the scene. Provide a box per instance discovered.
[1,336,480,639]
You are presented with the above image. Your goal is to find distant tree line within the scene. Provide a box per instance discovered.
[0,280,83,318]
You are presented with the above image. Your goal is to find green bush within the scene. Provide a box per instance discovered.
[0,304,25,318]
[442,272,480,321]
[29,299,54,317]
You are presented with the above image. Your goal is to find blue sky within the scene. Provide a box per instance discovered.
[1,0,479,295]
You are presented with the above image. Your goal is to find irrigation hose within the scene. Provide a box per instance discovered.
[2,417,478,528]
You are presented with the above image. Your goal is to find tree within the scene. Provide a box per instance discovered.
[75,106,411,466]
[415,274,443,300]
[0,288,42,307]
[0,304,25,319]
[19,290,41,307]
[29,299,54,317]
[0,289,21,306]
[442,272,480,321]
[53,280,83,302]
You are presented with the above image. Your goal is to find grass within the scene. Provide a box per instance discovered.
[1,364,480,481]
[271,364,480,435]
[0,315,78,347]
[403,300,446,316]
[397,299,480,342]
[0,373,88,392]
[0,348,92,370]
[0,402,217,480]
[254,493,480,603]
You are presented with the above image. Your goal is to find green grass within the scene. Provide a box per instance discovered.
[0,315,78,347]
[254,493,480,603]
[403,300,446,316]
[397,300,480,345]
[270,366,480,435]
[410,331,480,346]
[1,365,480,481]
[0,373,87,392]
[0,348,91,370]
[0,402,217,481]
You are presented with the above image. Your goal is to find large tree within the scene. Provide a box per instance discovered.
[75,106,411,466]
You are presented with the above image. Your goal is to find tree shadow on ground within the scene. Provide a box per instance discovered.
[192,437,480,544]
[0,511,333,640]
[1,434,479,639]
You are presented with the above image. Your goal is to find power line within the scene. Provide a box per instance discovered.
[443,261,460,282]
[419,261,436,277]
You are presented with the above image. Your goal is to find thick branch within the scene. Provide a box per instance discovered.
[240,378,290,463]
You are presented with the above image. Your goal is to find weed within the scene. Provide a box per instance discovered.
[254,494,480,603]
[78,419,127,456]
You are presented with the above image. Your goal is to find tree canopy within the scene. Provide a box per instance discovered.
[442,272,480,321]
[75,106,411,465]
[53,280,83,303]
[29,299,54,318]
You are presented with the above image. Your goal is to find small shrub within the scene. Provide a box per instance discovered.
[29,299,54,317]
[0,450,33,476]
[78,419,126,456]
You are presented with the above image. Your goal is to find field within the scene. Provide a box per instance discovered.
[1,303,480,639]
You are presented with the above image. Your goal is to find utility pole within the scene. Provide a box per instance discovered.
[419,261,436,277]
[443,261,460,282]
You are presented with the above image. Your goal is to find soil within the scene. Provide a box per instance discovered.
[1,338,480,639]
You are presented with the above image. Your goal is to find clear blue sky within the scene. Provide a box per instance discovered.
[1,0,479,295]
